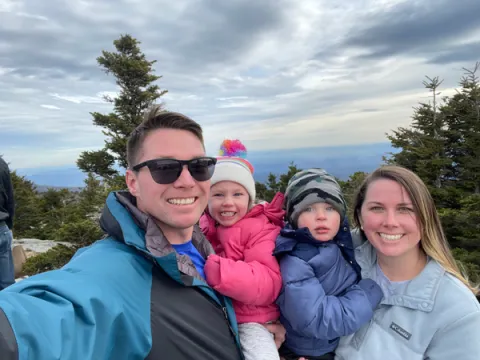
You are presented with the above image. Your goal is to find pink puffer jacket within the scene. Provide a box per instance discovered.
[200,192,285,324]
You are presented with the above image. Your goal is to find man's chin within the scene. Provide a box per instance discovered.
[170,215,201,231]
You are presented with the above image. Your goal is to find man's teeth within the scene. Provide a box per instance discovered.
[380,233,403,241]
[167,197,195,205]
[221,212,235,217]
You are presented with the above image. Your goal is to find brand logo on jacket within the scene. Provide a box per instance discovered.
[390,322,411,340]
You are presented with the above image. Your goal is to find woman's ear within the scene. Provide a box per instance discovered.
[358,214,364,230]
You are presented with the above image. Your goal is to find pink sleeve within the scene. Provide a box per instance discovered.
[199,213,214,237]
[209,221,282,306]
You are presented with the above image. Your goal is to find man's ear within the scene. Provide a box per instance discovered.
[126,169,139,197]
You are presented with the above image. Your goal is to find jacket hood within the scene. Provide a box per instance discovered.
[100,191,147,251]
[273,216,354,257]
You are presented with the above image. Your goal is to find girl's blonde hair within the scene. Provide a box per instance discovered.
[353,165,479,296]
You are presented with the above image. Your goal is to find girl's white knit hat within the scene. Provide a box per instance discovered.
[210,139,256,202]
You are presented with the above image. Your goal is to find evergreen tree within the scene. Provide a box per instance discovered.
[77,34,167,188]
[36,188,77,240]
[386,64,480,281]
[255,163,301,202]
[443,63,480,194]
[386,76,451,204]
[10,171,41,238]
[339,171,368,223]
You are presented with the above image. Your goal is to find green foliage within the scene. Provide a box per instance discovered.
[338,171,368,224]
[55,220,104,247]
[22,245,77,276]
[77,34,168,186]
[10,171,42,238]
[385,63,480,280]
[452,248,480,284]
[255,162,301,202]
[386,76,450,193]
[11,172,108,274]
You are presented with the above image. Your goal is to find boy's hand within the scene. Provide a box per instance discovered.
[263,321,286,349]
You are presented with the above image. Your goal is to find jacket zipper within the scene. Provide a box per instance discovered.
[222,306,237,337]
[222,306,245,360]
[131,242,242,356]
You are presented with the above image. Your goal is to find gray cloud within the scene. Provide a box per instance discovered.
[343,0,480,62]
[164,1,287,69]
[1,0,480,168]
[429,42,480,65]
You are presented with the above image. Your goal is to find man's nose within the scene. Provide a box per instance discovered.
[173,166,195,188]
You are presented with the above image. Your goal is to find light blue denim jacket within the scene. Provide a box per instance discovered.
[335,230,480,360]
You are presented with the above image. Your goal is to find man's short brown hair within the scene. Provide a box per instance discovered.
[127,105,204,168]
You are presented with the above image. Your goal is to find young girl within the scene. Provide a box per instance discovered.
[200,139,284,360]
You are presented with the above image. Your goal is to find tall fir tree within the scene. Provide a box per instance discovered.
[77,34,167,188]
[385,64,480,280]
[443,63,480,194]
[10,171,42,238]
[386,76,453,207]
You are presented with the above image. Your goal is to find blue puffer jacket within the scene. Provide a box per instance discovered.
[273,218,383,357]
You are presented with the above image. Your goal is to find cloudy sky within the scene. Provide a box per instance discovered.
[1,0,479,170]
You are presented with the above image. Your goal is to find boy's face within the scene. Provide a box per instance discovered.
[208,181,249,227]
[297,202,341,242]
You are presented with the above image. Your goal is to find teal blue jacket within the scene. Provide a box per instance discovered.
[0,192,243,359]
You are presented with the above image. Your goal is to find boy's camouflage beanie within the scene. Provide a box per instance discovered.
[285,168,346,228]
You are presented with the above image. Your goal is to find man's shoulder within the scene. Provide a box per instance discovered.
[66,238,152,279]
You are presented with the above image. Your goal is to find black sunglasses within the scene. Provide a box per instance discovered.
[132,157,217,184]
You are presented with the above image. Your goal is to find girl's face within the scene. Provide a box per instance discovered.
[297,202,341,242]
[208,181,249,226]
[359,178,422,260]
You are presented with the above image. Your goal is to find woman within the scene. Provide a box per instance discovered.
[332,165,480,360]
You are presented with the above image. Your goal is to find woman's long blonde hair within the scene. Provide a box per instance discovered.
[352,165,479,296]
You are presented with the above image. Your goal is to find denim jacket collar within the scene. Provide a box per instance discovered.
[352,230,444,312]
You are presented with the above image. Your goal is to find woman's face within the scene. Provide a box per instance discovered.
[359,178,422,259]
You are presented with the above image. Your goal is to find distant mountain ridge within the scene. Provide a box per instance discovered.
[17,142,395,188]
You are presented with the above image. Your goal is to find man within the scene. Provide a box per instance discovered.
[0,107,284,359]
[0,156,15,290]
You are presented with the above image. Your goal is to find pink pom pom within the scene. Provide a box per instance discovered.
[219,139,247,158]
